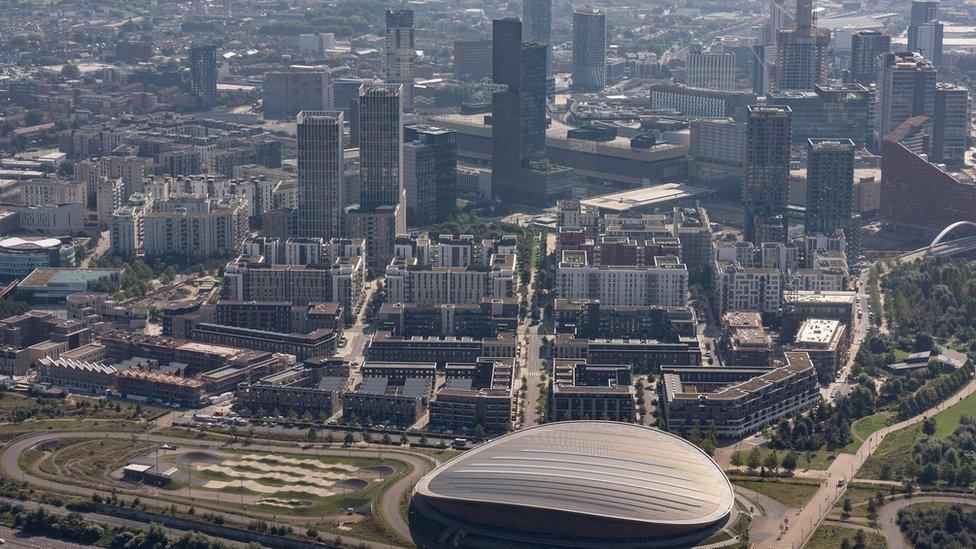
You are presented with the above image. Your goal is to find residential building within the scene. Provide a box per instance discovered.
[142,195,248,258]
[774,0,830,90]
[343,376,429,427]
[377,299,519,338]
[791,318,847,382]
[846,31,891,85]
[523,0,553,83]
[556,250,688,308]
[876,52,937,142]
[658,352,820,439]
[805,139,856,241]
[297,110,345,239]
[189,44,218,109]
[117,369,207,407]
[908,1,942,64]
[689,118,746,191]
[429,358,516,433]
[933,83,971,167]
[572,6,607,91]
[385,9,415,111]
[553,333,701,374]
[403,125,457,226]
[263,69,332,120]
[237,367,346,417]
[549,360,635,422]
[744,105,791,243]
[553,299,697,340]
[222,254,364,311]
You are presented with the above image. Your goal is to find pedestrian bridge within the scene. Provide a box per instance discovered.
[899,221,976,261]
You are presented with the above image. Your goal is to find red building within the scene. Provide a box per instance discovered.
[880,116,976,237]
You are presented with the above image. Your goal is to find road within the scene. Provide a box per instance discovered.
[517,232,548,428]
[1,430,439,548]
[877,494,976,549]
[771,376,976,549]
[822,270,872,403]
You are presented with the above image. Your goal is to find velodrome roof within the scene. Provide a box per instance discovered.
[415,421,734,527]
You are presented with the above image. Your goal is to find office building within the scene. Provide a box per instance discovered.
[659,352,820,439]
[491,18,573,207]
[775,0,830,90]
[189,44,218,109]
[933,83,972,167]
[453,39,492,81]
[572,6,607,91]
[263,70,332,120]
[805,139,855,235]
[297,110,345,239]
[876,52,937,141]
[649,84,756,120]
[686,47,736,91]
[403,125,457,226]
[385,9,415,111]
[743,105,791,243]
[523,0,552,82]
[847,31,891,85]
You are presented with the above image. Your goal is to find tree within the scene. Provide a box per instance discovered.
[842,497,853,519]
[747,447,762,470]
[362,431,373,443]
[343,432,354,446]
[866,497,878,521]
[61,64,81,79]
[763,451,779,474]
[853,529,866,549]
[419,434,428,446]
[381,433,392,445]
[782,450,798,472]
[730,450,743,468]
[325,432,335,445]
[922,417,937,436]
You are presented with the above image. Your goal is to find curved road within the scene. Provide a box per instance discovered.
[1,431,438,548]
[877,495,976,549]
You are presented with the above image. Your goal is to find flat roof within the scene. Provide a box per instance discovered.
[580,183,712,212]
[416,421,734,527]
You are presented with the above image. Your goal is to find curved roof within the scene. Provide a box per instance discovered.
[0,237,63,251]
[415,421,734,527]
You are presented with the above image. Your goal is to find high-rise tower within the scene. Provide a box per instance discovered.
[774,0,830,90]
[572,6,607,92]
[523,0,553,93]
[385,9,415,111]
[744,105,792,243]
[297,110,345,239]
[189,44,218,109]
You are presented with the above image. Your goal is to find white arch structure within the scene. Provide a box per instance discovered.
[929,221,976,254]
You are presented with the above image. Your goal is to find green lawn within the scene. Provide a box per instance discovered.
[806,524,886,549]
[732,477,820,508]
[930,389,976,438]
[858,423,922,480]
[892,349,910,361]
[841,411,895,453]
[833,483,888,519]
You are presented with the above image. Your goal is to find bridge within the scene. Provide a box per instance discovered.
[899,221,976,261]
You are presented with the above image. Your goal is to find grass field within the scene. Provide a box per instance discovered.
[841,411,895,453]
[36,438,157,484]
[858,423,922,480]
[806,524,885,549]
[732,477,821,508]
[930,389,976,438]
[832,483,889,519]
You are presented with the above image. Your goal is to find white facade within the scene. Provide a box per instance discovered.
[556,262,688,307]
[686,49,736,91]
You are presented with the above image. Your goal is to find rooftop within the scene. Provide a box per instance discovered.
[580,183,712,212]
